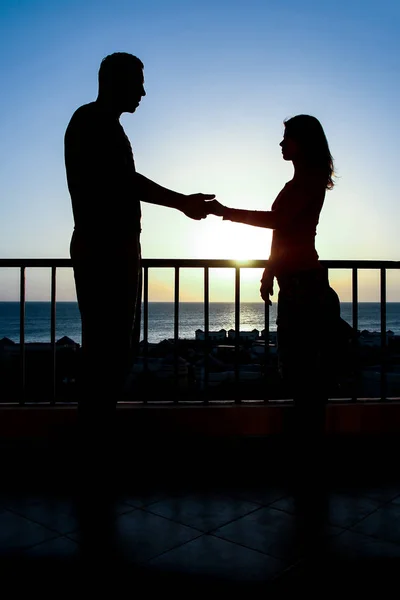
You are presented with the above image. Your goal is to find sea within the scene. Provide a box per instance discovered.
[1,302,400,345]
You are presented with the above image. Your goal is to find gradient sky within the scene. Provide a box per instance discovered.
[0,0,399,302]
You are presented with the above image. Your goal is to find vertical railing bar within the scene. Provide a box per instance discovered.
[264,297,270,403]
[203,267,209,404]
[50,266,56,405]
[380,268,387,401]
[352,268,358,402]
[174,266,180,402]
[352,268,358,331]
[19,266,26,405]
[234,267,240,404]
[139,266,149,404]
[142,266,149,403]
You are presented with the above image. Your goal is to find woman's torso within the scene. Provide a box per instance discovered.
[269,176,326,278]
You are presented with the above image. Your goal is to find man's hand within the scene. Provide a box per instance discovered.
[204,199,227,217]
[181,194,215,220]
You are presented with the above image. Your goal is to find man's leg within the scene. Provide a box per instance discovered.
[75,253,141,444]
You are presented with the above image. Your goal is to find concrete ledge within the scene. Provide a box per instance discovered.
[1,402,399,491]
[1,401,400,440]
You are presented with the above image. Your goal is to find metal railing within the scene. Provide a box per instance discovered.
[0,258,399,405]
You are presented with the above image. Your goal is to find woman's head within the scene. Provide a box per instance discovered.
[280,114,335,189]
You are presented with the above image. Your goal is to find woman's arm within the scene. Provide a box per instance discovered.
[223,207,279,228]
[206,181,325,229]
[206,201,281,228]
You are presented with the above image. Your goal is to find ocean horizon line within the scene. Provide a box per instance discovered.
[1,301,399,305]
[2,301,399,343]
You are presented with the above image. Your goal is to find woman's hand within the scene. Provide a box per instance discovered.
[260,268,274,306]
[205,199,228,217]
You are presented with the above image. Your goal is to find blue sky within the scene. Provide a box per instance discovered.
[0,0,399,301]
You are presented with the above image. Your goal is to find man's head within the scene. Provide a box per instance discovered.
[98,52,146,113]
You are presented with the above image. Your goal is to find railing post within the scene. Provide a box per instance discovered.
[203,267,209,402]
[352,267,359,402]
[381,268,387,401]
[173,266,180,402]
[234,266,240,403]
[19,266,26,405]
[263,298,270,403]
[352,268,358,332]
[143,266,149,387]
[50,266,56,405]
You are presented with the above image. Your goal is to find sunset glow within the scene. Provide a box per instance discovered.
[0,1,399,301]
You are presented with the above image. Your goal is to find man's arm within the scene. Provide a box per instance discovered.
[136,173,214,220]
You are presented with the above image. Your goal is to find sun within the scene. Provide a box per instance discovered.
[195,218,272,260]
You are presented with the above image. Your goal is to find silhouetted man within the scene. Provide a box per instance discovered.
[64,53,213,436]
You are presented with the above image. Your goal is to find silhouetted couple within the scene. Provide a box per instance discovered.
[65,53,349,478]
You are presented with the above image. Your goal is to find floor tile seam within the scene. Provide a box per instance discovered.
[139,531,206,564]
[347,524,400,545]
[0,506,64,535]
[265,501,387,531]
[130,506,209,533]
[208,530,293,564]
[140,504,265,534]
[144,530,289,573]
[115,505,139,516]
[121,494,170,508]
[268,557,307,583]
[202,505,267,534]
[222,491,290,507]
[45,506,140,538]
[340,505,388,530]
[0,529,61,554]
[361,492,400,505]
[20,534,77,554]
[336,525,400,547]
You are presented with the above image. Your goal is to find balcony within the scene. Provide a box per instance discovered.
[1,258,400,590]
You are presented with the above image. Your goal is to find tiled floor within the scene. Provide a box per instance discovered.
[1,434,400,592]
[1,479,400,590]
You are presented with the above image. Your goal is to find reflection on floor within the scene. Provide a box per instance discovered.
[1,433,400,592]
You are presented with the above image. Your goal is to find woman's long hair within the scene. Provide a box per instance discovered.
[284,114,335,189]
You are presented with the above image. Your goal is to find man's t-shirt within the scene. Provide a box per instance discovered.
[64,101,142,247]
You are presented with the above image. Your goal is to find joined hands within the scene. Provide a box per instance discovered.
[205,199,227,217]
[181,194,215,220]
[181,195,228,220]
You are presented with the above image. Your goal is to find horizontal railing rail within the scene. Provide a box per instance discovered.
[1,259,399,405]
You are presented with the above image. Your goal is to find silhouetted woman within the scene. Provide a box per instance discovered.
[207,114,342,467]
